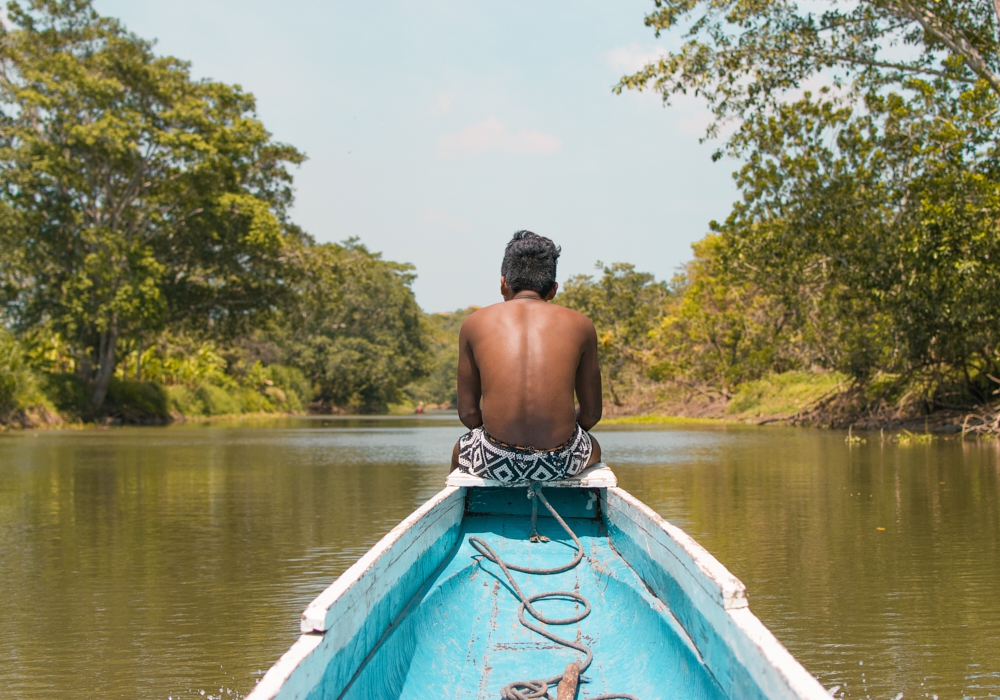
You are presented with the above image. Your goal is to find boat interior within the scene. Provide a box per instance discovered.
[336,487,726,699]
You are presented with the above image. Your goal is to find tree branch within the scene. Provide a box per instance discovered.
[785,50,975,83]
[887,0,1000,96]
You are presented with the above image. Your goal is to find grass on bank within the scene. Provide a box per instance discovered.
[725,370,847,418]
[605,370,848,425]
[601,414,736,426]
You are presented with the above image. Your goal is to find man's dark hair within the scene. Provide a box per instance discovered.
[501,230,561,296]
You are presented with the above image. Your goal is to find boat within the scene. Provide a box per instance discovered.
[246,464,829,700]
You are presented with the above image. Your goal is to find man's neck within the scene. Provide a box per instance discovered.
[508,291,544,302]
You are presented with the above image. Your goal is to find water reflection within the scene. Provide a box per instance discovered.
[0,417,997,699]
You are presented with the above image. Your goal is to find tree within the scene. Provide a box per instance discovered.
[650,236,807,396]
[0,0,304,413]
[279,240,430,413]
[405,307,477,408]
[619,0,1000,409]
[719,89,1000,391]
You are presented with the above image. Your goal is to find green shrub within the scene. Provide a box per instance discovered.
[40,373,89,418]
[196,384,243,416]
[105,379,169,423]
[0,330,49,423]
[266,364,310,410]
[239,387,274,413]
[165,385,205,416]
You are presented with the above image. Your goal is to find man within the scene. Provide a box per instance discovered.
[451,230,602,481]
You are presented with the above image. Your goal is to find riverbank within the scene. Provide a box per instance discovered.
[0,370,312,431]
[602,412,975,436]
[602,370,990,434]
[0,409,311,432]
[5,367,993,435]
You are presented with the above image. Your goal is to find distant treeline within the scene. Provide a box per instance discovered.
[0,235,431,425]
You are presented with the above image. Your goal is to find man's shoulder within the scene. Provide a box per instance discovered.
[461,301,595,333]
[546,303,597,334]
[459,303,498,334]
[549,302,593,322]
[461,303,497,322]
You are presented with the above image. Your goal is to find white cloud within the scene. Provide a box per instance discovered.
[428,91,455,116]
[667,93,717,136]
[436,117,562,158]
[416,207,473,233]
[606,41,667,74]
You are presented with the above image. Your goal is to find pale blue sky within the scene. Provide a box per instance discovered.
[96,0,737,312]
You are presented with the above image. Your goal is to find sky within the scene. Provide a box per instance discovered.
[96,0,738,313]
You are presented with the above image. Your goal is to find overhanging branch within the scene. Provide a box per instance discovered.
[785,49,974,82]
[887,0,1000,96]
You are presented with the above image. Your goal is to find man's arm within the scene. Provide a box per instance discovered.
[575,320,602,431]
[456,318,483,429]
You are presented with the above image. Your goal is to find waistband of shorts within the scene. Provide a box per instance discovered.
[482,425,579,453]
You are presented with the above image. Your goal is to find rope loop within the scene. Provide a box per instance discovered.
[469,484,638,700]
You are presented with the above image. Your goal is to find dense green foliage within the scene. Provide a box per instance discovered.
[405,308,476,409]
[12,233,431,423]
[0,0,305,412]
[0,328,51,424]
[649,236,801,397]
[277,241,429,413]
[0,1,430,425]
[616,0,1000,419]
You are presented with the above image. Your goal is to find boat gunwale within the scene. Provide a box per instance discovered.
[299,486,463,634]
[607,487,748,610]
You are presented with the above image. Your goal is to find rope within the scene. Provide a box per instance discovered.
[468,484,638,700]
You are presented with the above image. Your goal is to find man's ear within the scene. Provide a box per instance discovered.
[545,282,559,301]
[500,276,511,299]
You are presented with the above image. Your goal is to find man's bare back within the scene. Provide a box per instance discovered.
[451,232,602,476]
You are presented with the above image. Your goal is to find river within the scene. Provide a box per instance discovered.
[0,416,997,699]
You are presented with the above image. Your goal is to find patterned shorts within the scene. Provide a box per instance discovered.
[457,424,594,483]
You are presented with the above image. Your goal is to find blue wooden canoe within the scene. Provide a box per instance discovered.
[246,465,828,700]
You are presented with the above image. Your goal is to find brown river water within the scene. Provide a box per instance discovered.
[0,416,997,699]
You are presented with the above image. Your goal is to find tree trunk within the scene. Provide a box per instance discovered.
[135,337,143,381]
[606,374,624,407]
[90,323,119,412]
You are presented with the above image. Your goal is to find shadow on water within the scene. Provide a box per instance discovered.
[0,417,997,699]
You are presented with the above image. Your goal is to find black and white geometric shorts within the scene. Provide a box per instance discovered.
[456,424,594,483]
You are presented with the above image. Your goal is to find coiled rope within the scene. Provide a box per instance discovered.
[468,484,638,700]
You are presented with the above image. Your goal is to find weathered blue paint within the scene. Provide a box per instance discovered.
[465,486,601,519]
[295,517,463,700]
[338,512,727,699]
[604,502,769,700]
